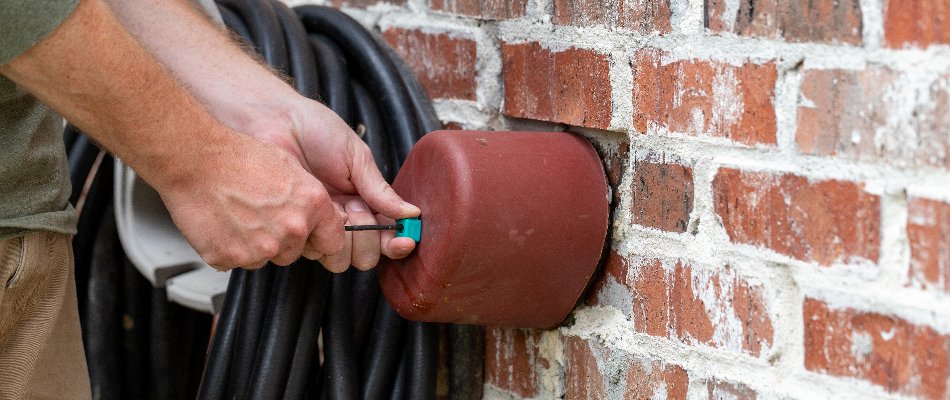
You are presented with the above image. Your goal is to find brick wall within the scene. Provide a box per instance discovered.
[284,0,950,398]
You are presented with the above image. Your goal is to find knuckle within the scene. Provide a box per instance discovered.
[282,217,310,238]
[309,188,330,205]
[257,238,281,259]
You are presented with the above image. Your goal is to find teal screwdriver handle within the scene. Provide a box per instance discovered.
[344,217,421,243]
[395,218,421,243]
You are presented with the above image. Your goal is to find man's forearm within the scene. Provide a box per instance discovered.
[1,0,242,192]
[103,0,298,134]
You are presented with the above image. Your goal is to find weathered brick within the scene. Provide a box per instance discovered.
[383,28,477,101]
[907,197,950,293]
[797,68,950,169]
[484,327,542,397]
[553,0,672,34]
[632,50,777,146]
[804,299,950,399]
[707,378,757,400]
[631,155,694,233]
[705,0,863,45]
[585,250,628,307]
[591,257,774,356]
[564,337,688,400]
[502,42,612,129]
[884,0,950,48]
[429,0,526,19]
[564,337,607,399]
[713,168,880,265]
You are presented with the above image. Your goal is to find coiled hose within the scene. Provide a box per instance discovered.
[198,2,444,398]
[67,0,484,398]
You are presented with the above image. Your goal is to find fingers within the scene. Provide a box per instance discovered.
[306,195,347,256]
[377,215,416,260]
[349,142,421,220]
[346,199,381,271]
[319,232,351,273]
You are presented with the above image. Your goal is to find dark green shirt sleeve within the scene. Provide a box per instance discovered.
[0,0,80,65]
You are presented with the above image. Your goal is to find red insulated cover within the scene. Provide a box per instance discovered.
[377,130,609,329]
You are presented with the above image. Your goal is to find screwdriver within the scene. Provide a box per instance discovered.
[343,217,422,243]
[345,224,402,231]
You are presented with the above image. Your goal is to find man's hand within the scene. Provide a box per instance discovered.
[159,134,346,269]
[103,0,421,271]
[0,0,357,270]
[244,99,420,272]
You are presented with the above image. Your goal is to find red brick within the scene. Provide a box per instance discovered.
[803,299,950,399]
[553,0,672,34]
[713,168,880,265]
[429,0,526,19]
[632,50,777,146]
[797,69,950,168]
[796,68,895,161]
[383,29,477,101]
[631,155,694,233]
[502,42,612,129]
[625,360,688,400]
[564,337,688,400]
[884,0,950,48]
[599,258,774,356]
[442,121,464,130]
[564,337,607,398]
[585,250,628,306]
[484,327,542,397]
[705,0,863,45]
[707,379,757,400]
[907,197,950,293]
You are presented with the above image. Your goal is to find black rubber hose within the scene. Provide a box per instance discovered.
[389,341,410,400]
[351,81,395,181]
[216,4,253,43]
[83,205,124,400]
[282,264,332,399]
[349,269,379,360]
[63,123,80,156]
[197,269,248,400]
[67,135,100,206]
[360,299,406,400]
[322,271,359,400]
[247,263,309,399]
[296,5,419,164]
[407,322,439,400]
[72,152,113,324]
[310,35,355,127]
[215,0,288,73]
[120,256,152,400]
[274,1,321,100]
[227,267,275,398]
[148,288,176,399]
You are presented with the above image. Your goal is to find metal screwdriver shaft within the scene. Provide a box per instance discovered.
[345,224,404,232]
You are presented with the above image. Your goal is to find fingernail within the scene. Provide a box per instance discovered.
[403,201,421,214]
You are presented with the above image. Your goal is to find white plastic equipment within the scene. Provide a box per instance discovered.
[113,161,231,314]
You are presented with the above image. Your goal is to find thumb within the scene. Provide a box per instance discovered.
[351,152,420,219]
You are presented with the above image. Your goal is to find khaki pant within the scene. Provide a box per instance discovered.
[0,231,91,400]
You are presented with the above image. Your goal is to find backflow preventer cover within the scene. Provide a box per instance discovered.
[378,130,610,329]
